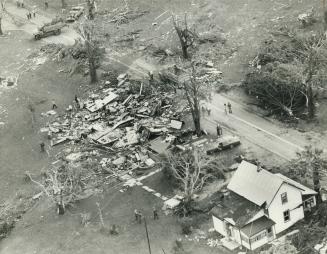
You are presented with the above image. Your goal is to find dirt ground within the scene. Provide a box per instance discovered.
[0,0,326,253]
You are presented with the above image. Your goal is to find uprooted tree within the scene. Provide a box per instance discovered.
[78,20,101,83]
[163,149,222,215]
[172,13,197,59]
[289,146,327,204]
[244,31,327,120]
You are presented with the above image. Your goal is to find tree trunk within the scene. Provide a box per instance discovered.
[88,55,97,83]
[307,84,315,119]
[193,107,201,137]
[0,17,3,36]
[181,43,188,59]
[61,0,66,9]
[313,167,322,204]
[85,34,97,83]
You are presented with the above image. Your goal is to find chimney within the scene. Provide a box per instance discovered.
[257,161,262,172]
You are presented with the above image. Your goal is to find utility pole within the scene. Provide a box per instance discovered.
[144,218,152,254]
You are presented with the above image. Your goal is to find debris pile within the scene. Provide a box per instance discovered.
[42,74,186,181]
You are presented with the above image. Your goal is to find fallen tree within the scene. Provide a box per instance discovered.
[245,30,327,120]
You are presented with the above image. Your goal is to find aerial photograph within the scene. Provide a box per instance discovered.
[0,0,327,253]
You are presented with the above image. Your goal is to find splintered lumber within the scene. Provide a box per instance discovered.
[86,92,118,113]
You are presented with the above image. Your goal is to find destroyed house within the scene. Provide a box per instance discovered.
[211,160,317,251]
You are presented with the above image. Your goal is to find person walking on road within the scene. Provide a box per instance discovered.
[32,10,36,18]
[153,206,159,220]
[138,211,143,224]
[228,102,232,114]
[52,99,58,110]
[134,209,139,222]
[207,106,211,116]
[216,124,222,137]
[224,103,228,115]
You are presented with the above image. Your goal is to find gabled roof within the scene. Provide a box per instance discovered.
[274,173,317,196]
[227,161,283,206]
[210,192,261,227]
[227,161,317,207]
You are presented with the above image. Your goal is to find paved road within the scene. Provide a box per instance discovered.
[3,2,80,45]
[203,93,308,161]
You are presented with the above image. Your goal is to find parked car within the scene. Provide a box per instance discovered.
[34,21,65,40]
[205,136,241,155]
[66,6,84,23]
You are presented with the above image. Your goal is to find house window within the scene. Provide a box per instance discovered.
[250,231,267,243]
[304,197,315,210]
[283,210,290,222]
[281,192,288,204]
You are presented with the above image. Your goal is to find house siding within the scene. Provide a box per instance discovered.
[212,216,227,237]
[268,183,304,234]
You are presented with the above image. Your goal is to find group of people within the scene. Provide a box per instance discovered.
[224,102,232,114]
[134,207,159,224]
[201,105,211,116]
[16,1,24,8]
[26,10,36,19]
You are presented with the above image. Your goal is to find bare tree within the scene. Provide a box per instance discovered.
[165,150,216,213]
[27,164,85,215]
[293,146,327,204]
[78,20,99,83]
[180,63,212,136]
[172,13,196,59]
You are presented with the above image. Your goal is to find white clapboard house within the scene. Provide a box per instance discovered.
[211,160,317,251]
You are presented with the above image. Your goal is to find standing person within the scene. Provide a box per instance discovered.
[134,209,139,222]
[201,105,205,115]
[52,99,58,110]
[44,1,48,9]
[207,106,211,116]
[228,102,232,113]
[26,12,30,19]
[32,10,36,18]
[74,95,79,104]
[138,211,143,224]
[153,206,159,220]
[40,142,45,152]
[224,103,228,115]
[47,129,52,140]
[216,124,222,137]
